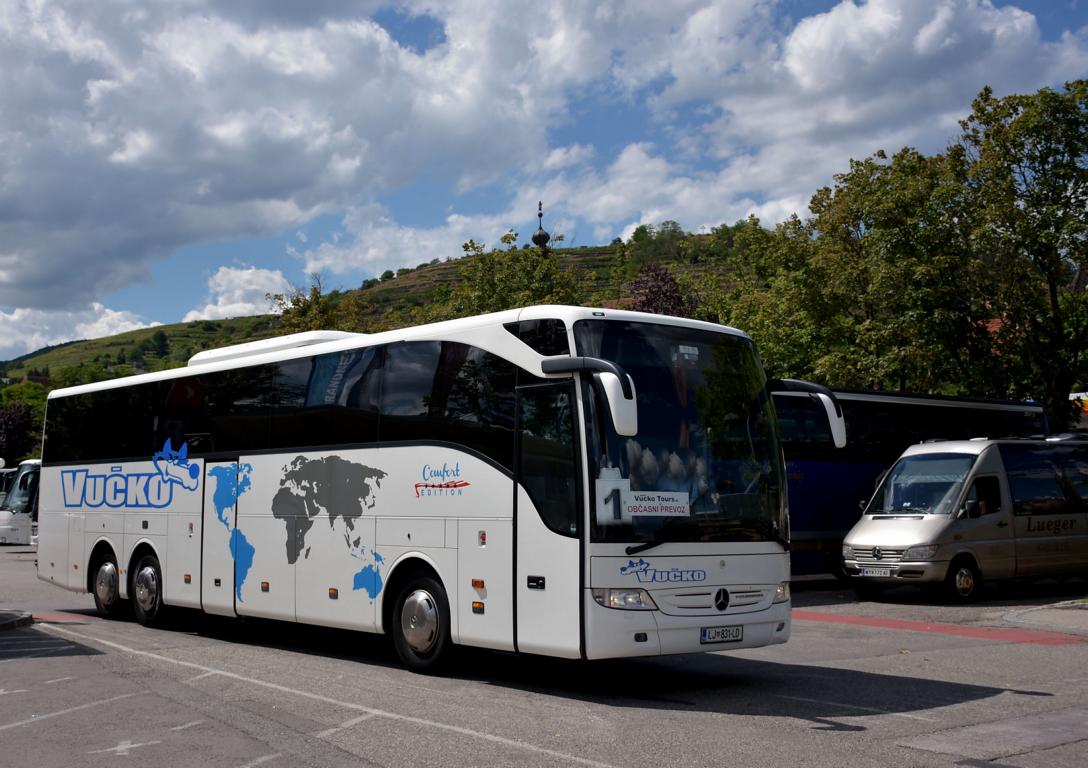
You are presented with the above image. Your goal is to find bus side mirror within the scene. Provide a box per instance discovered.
[598,372,638,437]
[768,379,847,449]
[541,355,639,437]
[813,393,847,449]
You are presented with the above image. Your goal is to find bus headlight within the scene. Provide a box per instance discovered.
[591,588,658,610]
[842,544,855,560]
[903,544,939,561]
[772,582,790,604]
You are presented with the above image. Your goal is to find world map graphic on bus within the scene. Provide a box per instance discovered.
[208,463,256,602]
[270,455,388,599]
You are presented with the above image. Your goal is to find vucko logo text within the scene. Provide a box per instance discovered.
[619,558,706,583]
[61,439,200,509]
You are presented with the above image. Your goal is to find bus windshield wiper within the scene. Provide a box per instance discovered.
[625,537,670,556]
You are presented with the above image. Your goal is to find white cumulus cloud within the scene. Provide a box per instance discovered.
[183,267,293,322]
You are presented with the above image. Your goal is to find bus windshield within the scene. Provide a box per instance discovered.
[1,463,39,515]
[866,453,975,515]
[576,320,786,546]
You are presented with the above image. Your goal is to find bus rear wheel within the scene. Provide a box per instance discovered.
[91,555,123,618]
[392,575,450,672]
[132,554,165,626]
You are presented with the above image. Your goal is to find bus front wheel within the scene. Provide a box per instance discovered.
[132,554,165,626]
[392,576,450,672]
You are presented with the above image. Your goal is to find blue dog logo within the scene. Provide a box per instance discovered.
[619,557,706,584]
[620,558,651,576]
[153,439,200,491]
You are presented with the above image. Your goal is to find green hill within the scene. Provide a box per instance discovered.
[0,243,626,383]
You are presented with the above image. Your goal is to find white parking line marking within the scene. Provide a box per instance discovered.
[0,689,28,696]
[773,694,936,721]
[171,720,205,731]
[40,624,618,768]
[43,677,73,685]
[0,693,141,731]
[88,739,161,755]
[239,753,282,768]
[186,671,220,683]
[312,713,376,738]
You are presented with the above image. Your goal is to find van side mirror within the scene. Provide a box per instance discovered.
[858,499,867,512]
[964,499,981,519]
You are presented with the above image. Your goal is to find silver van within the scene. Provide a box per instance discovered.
[842,439,1088,601]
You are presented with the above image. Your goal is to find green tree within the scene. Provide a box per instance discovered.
[442,239,585,317]
[0,402,38,463]
[958,81,1088,428]
[0,380,48,426]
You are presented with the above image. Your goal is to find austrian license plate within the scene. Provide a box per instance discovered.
[700,625,743,644]
[859,567,891,577]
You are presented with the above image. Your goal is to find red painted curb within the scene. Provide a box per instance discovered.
[32,611,99,624]
[792,609,1088,645]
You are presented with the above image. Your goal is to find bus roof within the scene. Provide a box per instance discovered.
[775,388,1044,412]
[47,305,749,400]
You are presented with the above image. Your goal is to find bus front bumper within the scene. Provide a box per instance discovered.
[584,594,791,660]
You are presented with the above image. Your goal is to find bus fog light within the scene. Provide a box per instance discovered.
[772,582,790,604]
[841,544,855,560]
[592,588,657,610]
[903,545,938,561]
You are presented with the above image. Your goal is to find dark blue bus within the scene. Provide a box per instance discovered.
[772,391,1047,576]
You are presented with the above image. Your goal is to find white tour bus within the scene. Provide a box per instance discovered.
[38,306,844,670]
[0,459,40,545]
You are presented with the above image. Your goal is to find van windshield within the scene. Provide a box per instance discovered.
[867,453,975,515]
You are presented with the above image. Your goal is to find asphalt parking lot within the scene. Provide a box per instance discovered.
[2,544,1086,768]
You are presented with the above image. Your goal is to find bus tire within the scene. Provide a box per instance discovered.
[91,553,123,618]
[944,557,982,603]
[131,554,165,626]
[391,575,450,672]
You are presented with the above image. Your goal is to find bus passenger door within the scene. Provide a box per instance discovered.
[202,461,240,616]
[515,382,582,658]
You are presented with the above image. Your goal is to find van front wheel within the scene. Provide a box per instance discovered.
[944,558,982,602]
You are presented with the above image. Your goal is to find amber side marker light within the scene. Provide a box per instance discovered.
[471,601,485,614]
[471,579,485,589]
[329,588,339,600]
[184,574,192,584]
[261,581,270,593]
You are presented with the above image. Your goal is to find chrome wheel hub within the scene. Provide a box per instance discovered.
[134,565,158,612]
[95,562,118,606]
[401,589,439,654]
[954,567,974,596]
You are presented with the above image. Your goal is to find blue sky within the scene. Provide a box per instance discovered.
[1,0,1087,360]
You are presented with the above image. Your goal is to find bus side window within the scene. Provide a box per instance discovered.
[970,476,1002,515]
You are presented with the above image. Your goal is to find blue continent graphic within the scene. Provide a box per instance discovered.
[208,463,255,602]
[352,549,385,599]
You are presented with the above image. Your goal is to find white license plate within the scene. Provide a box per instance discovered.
[700,625,743,644]
[859,567,891,577]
